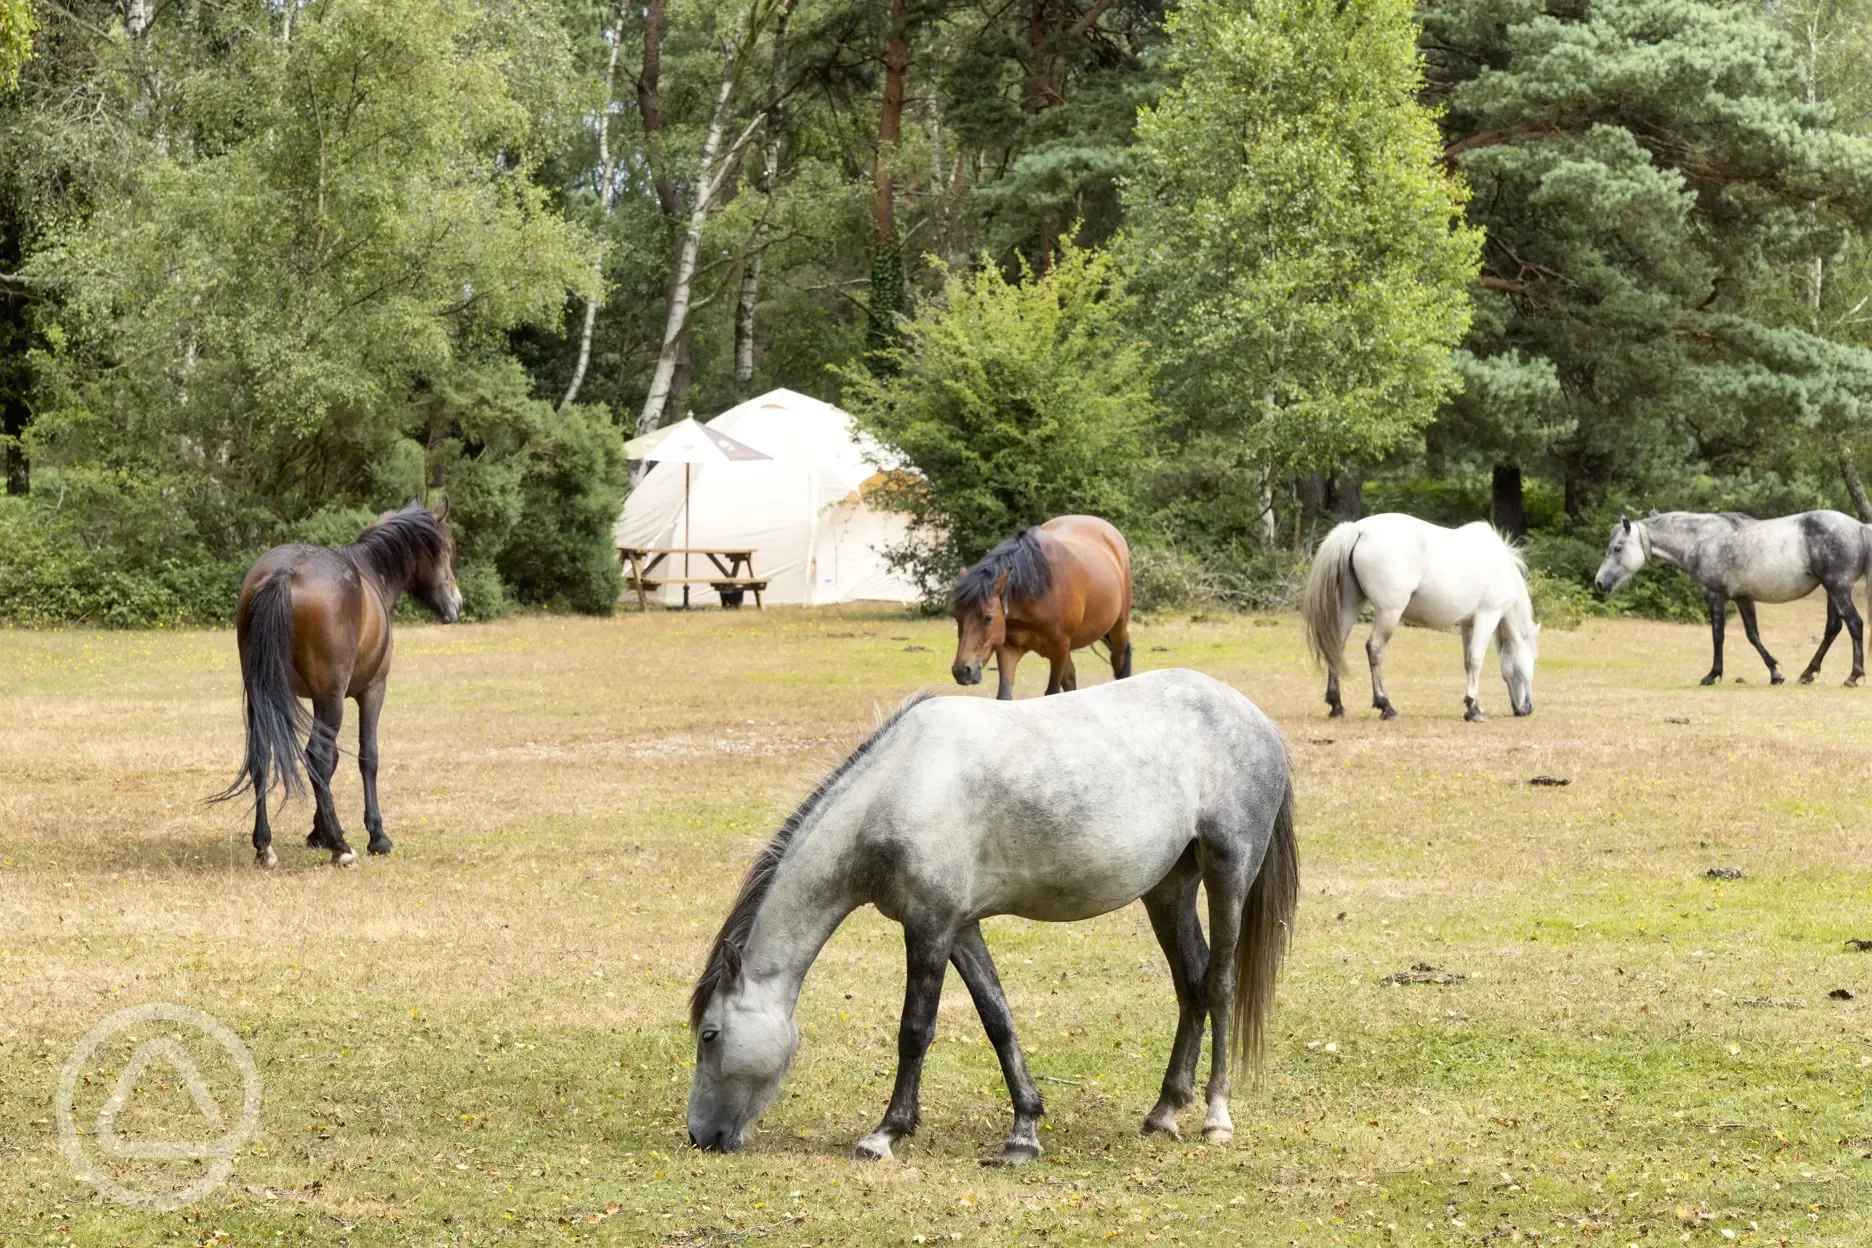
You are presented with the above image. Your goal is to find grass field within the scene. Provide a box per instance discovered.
[4,600,1872,1246]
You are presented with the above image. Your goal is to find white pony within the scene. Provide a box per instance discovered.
[1303,513,1538,721]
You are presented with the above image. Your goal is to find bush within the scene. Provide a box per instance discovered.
[841,243,1157,600]
[1525,568,1586,631]
[1130,542,1309,614]
[0,498,243,627]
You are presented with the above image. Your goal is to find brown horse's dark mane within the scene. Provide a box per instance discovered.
[690,692,934,1030]
[953,528,1053,610]
[348,506,449,589]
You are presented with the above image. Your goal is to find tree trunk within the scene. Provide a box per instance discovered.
[635,0,679,222]
[1295,473,1327,526]
[1563,469,1585,528]
[1330,471,1362,520]
[734,0,797,399]
[634,13,779,450]
[875,0,909,250]
[1257,467,1277,548]
[1492,463,1525,538]
[1842,456,1872,523]
[2,393,27,496]
[560,6,628,413]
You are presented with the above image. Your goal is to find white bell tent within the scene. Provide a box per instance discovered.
[615,389,923,606]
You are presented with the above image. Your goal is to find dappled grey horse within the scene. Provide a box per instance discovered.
[1594,511,1870,686]
[686,669,1298,1164]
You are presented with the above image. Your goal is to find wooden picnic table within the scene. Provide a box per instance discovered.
[618,546,766,611]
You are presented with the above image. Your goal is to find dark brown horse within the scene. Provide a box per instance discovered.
[215,500,461,868]
[951,515,1133,699]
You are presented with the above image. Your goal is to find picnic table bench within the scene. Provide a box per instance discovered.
[618,546,766,611]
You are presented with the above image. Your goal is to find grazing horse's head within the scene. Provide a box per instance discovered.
[687,972,799,1153]
[949,530,1053,686]
[950,567,1011,686]
[1593,515,1647,595]
[1501,622,1539,716]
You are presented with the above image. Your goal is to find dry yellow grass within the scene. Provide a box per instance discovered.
[3,600,1871,1245]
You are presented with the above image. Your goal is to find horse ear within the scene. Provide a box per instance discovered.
[992,570,1011,601]
[432,496,451,523]
[1620,514,1631,533]
[957,565,969,578]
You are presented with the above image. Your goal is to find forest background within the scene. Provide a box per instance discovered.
[5,0,1872,627]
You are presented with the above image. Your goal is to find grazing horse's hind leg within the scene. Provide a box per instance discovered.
[948,923,1045,1166]
[1196,851,1251,1144]
[357,681,393,855]
[1735,600,1784,684]
[251,781,277,870]
[1805,586,1866,686]
[854,924,954,1161]
[1324,591,1361,718]
[1460,614,1495,722]
[1366,606,1403,719]
[1844,588,1865,686]
[306,694,357,867]
[1140,850,1207,1139]
[1700,592,1729,686]
[1107,616,1133,681]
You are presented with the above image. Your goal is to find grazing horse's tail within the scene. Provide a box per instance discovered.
[1234,779,1299,1076]
[213,569,309,804]
[1303,522,1364,680]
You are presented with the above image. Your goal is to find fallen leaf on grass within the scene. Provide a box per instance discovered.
[1527,775,1569,787]
[1704,866,1744,881]
[1829,988,1856,1001]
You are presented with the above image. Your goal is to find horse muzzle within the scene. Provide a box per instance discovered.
[689,1124,745,1153]
[953,662,983,686]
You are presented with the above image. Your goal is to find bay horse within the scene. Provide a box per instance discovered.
[687,670,1297,1163]
[1593,510,1870,686]
[214,500,461,868]
[1304,513,1538,721]
[950,515,1132,699]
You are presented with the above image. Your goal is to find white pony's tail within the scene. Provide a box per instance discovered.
[1303,521,1364,680]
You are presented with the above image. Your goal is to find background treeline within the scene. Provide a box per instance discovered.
[4,0,1872,626]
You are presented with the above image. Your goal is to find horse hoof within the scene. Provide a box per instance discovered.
[367,840,394,856]
[1771,672,1786,686]
[255,848,277,870]
[1327,705,1345,719]
[305,830,321,847]
[1849,674,1864,688]
[1201,1126,1233,1145]
[983,1142,1041,1167]
[1800,672,1817,685]
[1699,675,1719,687]
[1378,706,1398,721]
[332,850,358,868]
[1140,1116,1181,1139]
[851,1135,893,1162]
[1464,707,1486,723]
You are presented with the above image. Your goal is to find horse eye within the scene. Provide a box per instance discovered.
[701,1028,719,1044]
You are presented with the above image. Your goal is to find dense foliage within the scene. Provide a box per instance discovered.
[5,0,1872,623]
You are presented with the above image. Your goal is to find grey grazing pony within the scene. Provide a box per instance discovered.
[687,669,1298,1165]
[1594,510,1870,686]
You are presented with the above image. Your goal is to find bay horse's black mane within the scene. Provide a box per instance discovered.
[348,505,449,583]
[953,528,1053,611]
[690,692,934,1030]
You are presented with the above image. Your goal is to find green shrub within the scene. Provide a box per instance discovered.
[1525,568,1586,631]
[1130,542,1309,614]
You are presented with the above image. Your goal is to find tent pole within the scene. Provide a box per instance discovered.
[683,463,692,610]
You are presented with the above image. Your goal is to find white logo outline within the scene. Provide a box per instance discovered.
[56,1003,262,1210]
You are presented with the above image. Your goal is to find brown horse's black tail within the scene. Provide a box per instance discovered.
[213,569,309,804]
[1233,778,1298,1077]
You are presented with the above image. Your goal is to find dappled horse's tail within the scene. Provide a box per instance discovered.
[213,569,308,805]
[1303,522,1363,680]
[1233,779,1298,1076]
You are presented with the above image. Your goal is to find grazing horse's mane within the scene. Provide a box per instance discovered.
[1645,510,1754,529]
[690,692,935,1030]
[953,528,1053,610]
[348,506,449,583]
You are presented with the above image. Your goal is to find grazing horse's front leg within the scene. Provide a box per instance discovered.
[948,923,1045,1165]
[1044,647,1072,695]
[994,645,1020,701]
[1701,593,1728,686]
[1734,599,1784,684]
[357,680,393,855]
[1366,607,1403,719]
[854,925,954,1161]
[1140,851,1207,1139]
